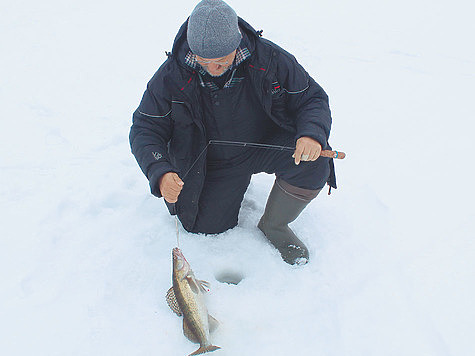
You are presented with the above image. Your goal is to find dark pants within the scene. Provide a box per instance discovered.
[189,130,330,234]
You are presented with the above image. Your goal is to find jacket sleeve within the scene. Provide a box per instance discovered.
[129,78,178,198]
[277,52,332,148]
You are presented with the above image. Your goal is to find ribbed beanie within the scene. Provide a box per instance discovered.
[187,0,241,58]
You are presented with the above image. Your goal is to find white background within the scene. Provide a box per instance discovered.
[1,0,474,355]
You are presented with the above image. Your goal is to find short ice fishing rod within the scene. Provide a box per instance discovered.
[182,139,345,180]
[209,140,346,159]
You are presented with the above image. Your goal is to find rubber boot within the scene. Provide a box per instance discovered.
[258,179,321,265]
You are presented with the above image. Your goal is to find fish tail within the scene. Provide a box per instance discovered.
[189,345,221,355]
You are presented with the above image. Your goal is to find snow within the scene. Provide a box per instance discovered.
[1,0,474,355]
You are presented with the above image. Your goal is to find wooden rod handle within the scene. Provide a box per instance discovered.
[321,150,346,159]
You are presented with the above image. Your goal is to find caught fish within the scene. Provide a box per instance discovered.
[166,247,220,355]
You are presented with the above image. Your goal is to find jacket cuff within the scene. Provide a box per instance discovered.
[296,127,328,150]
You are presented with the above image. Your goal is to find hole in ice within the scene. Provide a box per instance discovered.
[214,270,244,285]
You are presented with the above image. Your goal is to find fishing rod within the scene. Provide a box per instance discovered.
[209,140,346,159]
[182,139,345,180]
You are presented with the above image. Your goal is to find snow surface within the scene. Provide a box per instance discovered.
[1,0,474,355]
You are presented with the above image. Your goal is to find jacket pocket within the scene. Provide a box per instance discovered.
[269,81,295,130]
[171,100,194,127]
[270,81,287,111]
[170,100,195,160]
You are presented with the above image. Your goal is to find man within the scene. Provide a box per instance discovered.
[129,0,337,265]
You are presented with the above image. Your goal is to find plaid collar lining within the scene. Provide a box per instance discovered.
[184,47,251,89]
[197,68,244,91]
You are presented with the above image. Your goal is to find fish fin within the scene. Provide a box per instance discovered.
[181,270,194,282]
[187,277,200,294]
[183,318,200,344]
[198,280,210,293]
[208,314,219,334]
[189,345,221,355]
[199,279,210,287]
[165,287,183,317]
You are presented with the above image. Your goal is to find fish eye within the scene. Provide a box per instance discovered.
[176,259,184,270]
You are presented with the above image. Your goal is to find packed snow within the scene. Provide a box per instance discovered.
[1,0,474,355]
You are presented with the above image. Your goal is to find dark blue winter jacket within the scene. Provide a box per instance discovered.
[129,18,336,230]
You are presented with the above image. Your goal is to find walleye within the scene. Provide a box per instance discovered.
[166,248,220,355]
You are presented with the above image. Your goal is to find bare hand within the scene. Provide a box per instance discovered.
[292,137,322,165]
[159,172,184,203]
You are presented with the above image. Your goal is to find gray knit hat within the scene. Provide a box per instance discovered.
[187,0,241,58]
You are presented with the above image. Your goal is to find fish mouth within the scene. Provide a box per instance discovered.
[172,247,184,259]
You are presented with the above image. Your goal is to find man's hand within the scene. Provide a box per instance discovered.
[159,172,184,203]
[292,137,322,165]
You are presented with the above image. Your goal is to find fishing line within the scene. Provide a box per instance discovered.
[181,141,212,180]
[175,215,180,248]
[181,140,295,180]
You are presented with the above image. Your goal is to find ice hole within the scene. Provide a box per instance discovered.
[214,270,244,285]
